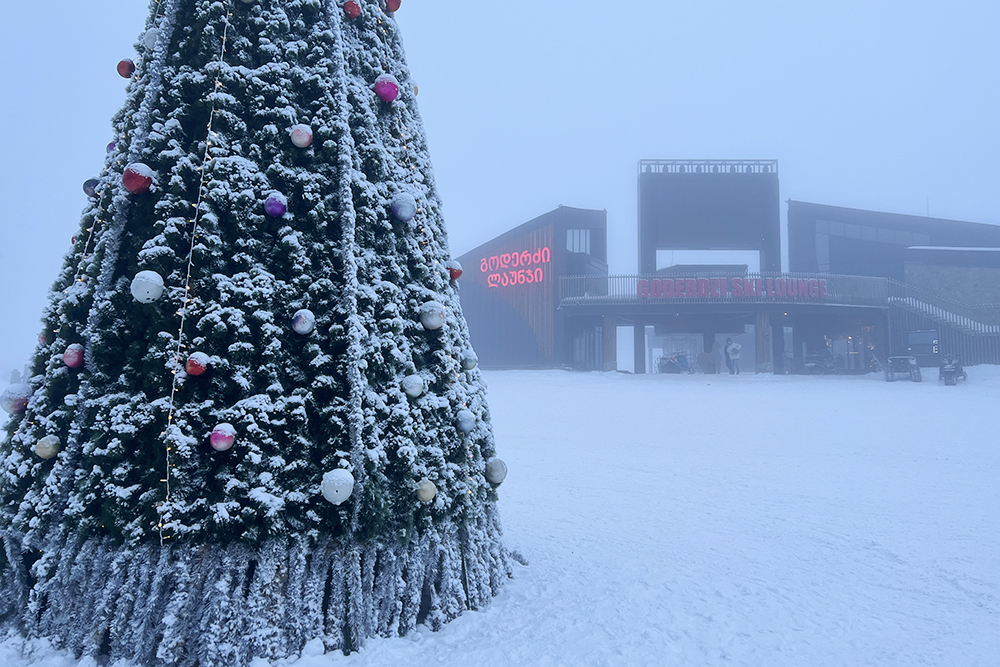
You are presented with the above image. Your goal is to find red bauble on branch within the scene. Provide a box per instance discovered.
[122,163,154,194]
[343,0,361,18]
[63,344,86,369]
[117,59,136,78]
[446,260,463,281]
[385,0,400,13]
[185,352,210,377]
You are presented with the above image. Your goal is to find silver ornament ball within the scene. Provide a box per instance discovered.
[321,469,356,505]
[416,479,437,503]
[35,435,61,460]
[401,374,425,398]
[461,352,479,371]
[485,457,508,485]
[419,301,446,330]
[291,309,316,335]
[130,270,165,303]
[456,409,476,433]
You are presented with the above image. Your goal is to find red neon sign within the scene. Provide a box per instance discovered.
[481,247,551,289]
[637,277,828,299]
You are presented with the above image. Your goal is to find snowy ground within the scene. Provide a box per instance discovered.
[4,368,999,666]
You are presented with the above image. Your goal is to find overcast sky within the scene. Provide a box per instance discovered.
[1,0,998,383]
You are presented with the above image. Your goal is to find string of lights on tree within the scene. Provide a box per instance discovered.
[0,0,509,534]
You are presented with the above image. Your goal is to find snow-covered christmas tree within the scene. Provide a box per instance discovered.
[0,0,511,663]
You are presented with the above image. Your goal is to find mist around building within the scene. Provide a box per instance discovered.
[456,159,1000,376]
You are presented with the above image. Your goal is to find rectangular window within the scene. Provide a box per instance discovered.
[566,229,591,255]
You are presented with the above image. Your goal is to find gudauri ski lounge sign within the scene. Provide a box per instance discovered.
[637,276,828,300]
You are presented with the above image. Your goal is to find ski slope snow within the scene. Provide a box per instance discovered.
[3,368,998,666]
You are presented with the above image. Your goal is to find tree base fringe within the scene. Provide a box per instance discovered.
[0,508,511,666]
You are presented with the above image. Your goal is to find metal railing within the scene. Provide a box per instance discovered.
[887,281,1000,332]
[559,272,890,309]
[639,159,778,175]
[886,281,1000,365]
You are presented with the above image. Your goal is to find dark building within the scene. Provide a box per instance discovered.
[638,160,781,274]
[455,206,608,370]
[788,200,1000,280]
[455,165,1000,374]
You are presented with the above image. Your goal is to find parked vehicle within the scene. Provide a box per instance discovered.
[804,352,836,374]
[938,354,967,386]
[657,353,693,374]
[883,356,922,382]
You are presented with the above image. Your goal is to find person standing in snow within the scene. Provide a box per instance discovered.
[726,338,742,375]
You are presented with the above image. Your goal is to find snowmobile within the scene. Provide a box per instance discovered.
[657,353,693,374]
[883,356,922,382]
[939,354,967,386]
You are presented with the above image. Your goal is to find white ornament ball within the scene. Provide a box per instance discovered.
[321,469,355,505]
[485,457,508,485]
[130,270,165,303]
[291,309,316,335]
[289,124,314,148]
[416,479,437,503]
[1,384,33,415]
[456,409,476,433]
[35,435,61,460]
[401,374,425,398]
[461,351,479,371]
[419,301,446,331]
[143,28,160,50]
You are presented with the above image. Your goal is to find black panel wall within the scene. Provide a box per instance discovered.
[638,161,781,274]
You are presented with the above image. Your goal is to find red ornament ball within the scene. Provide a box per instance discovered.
[63,343,86,369]
[123,163,154,194]
[185,352,210,377]
[446,260,463,281]
[117,59,136,78]
[343,0,361,18]
[385,0,400,13]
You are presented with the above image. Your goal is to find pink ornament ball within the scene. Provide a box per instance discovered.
[185,352,210,377]
[374,74,400,103]
[210,423,236,452]
[63,344,86,369]
[446,260,463,281]
[343,0,361,18]
[264,192,288,217]
[117,59,136,78]
[83,179,99,197]
[289,124,313,148]
[123,163,154,194]
[1,384,32,416]
[385,0,400,13]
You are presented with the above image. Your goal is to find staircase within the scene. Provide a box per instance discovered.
[888,281,1000,365]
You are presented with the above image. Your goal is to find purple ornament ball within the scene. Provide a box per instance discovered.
[264,192,288,217]
[390,193,418,223]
